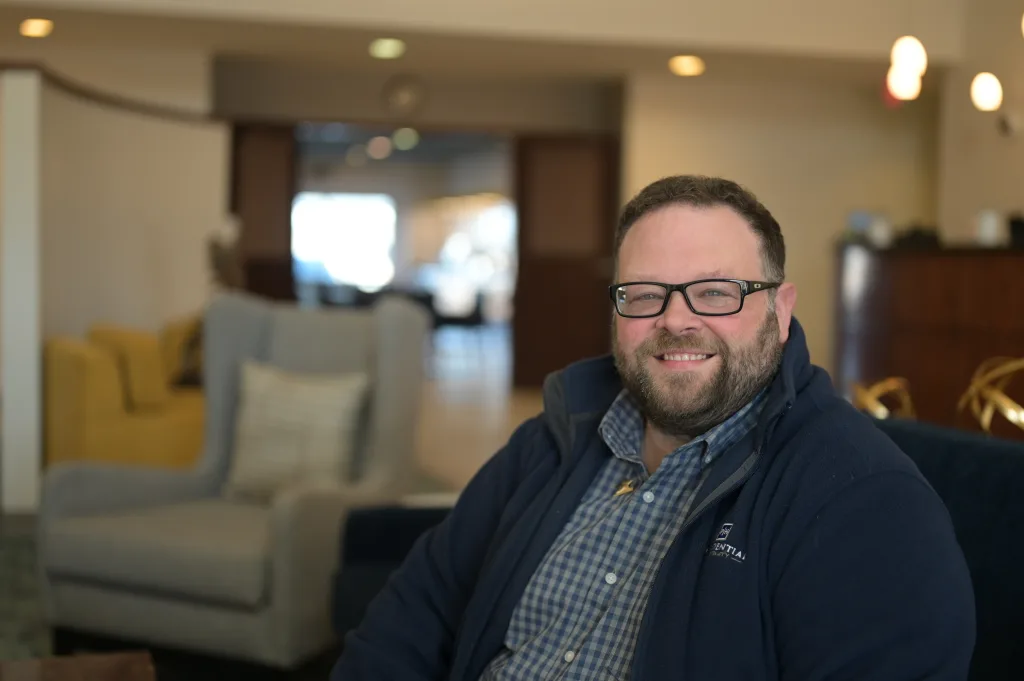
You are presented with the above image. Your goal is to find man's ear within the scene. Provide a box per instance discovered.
[773,283,797,342]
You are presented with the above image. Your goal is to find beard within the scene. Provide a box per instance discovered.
[613,311,783,439]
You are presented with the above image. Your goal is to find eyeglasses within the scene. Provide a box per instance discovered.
[609,279,781,318]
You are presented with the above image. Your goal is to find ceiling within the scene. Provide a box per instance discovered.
[0,4,909,88]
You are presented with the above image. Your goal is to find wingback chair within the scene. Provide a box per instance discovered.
[37,292,436,669]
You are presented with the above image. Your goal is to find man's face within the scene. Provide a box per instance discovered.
[612,204,796,437]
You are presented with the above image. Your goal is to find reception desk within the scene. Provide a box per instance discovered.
[834,243,1024,438]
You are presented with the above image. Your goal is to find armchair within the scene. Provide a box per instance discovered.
[38,292,438,669]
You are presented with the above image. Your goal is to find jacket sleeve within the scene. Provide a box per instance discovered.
[330,417,550,681]
[772,471,976,681]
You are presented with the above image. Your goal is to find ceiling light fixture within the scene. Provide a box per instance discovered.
[369,38,406,60]
[886,64,922,101]
[970,72,1003,112]
[19,18,53,38]
[392,128,420,151]
[890,35,927,76]
[668,55,706,77]
[367,136,393,160]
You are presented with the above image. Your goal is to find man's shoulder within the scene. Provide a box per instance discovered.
[770,390,930,508]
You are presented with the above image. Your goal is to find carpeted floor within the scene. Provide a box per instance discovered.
[0,527,51,661]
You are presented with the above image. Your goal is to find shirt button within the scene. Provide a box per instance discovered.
[564,651,576,663]
[703,454,713,465]
[604,572,618,585]
[642,491,655,503]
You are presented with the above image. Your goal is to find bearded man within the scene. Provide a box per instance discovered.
[332,175,975,681]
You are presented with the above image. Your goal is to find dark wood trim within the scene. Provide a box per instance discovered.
[0,61,219,126]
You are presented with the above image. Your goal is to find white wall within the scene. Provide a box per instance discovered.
[623,72,938,374]
[11,0,966,63]
[40,81,229,337]
[936,0,1024,242]
[1,69,43,513]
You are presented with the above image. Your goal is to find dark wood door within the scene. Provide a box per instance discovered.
[231,123,297,301]
[512,135,620,388]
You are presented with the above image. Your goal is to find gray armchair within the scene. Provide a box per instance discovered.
[37,292,437,668]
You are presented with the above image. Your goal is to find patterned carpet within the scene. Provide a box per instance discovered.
[0,527,51,661]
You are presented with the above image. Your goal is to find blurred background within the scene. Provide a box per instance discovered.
[2,0,1024,678]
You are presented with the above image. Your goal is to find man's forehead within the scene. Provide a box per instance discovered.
[618,206,762,275]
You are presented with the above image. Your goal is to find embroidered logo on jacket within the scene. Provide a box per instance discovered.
[708,522,746,564]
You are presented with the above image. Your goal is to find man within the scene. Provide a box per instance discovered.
[332,176,975,680]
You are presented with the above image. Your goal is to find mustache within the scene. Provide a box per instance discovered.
[637,332,722,356]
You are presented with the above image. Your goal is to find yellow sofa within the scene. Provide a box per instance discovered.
[44,318,204,469]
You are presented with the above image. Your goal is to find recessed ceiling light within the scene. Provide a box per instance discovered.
[20,18,53,38]
[367,136,393,160]
[392,127,420,151]
[369,38,406,60]
[668,55,706,77]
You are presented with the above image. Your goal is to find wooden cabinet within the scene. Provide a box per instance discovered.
[834,243,1024,438]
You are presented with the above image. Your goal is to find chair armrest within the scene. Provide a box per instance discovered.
[40,462,212,524]
[268,485,351,664]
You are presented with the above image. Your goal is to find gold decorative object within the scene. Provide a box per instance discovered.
[957,357,1024,433]
[852,377,916,419]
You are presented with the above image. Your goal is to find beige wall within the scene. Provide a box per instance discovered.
[40,81,229,337]
[0,45,211,113]
[623,72,938,373]
[14,0,966,63]
[215,59,620,134]
[937,0,1024,242]
[0,44,230,337]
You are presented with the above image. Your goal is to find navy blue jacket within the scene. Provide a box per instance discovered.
[332,319,975,680]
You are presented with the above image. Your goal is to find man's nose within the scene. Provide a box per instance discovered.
[657,291,702,335]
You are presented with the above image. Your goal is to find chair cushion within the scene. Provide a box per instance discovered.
[44,500,270,609]
[89,326,172,410]
[224,360,369,502]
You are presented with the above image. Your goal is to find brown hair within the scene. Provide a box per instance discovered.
[615,175,785,282]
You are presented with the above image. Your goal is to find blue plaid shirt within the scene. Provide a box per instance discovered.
[480,388,766,681]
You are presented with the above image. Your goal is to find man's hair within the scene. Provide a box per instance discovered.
[615,175,785,282]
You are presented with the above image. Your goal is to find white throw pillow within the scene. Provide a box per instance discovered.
[224,360,370,501]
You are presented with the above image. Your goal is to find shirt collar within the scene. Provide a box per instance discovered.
[599,387,768,470]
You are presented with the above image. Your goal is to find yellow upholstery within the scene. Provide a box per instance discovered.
[44,331,204,469]
[89,326,172,410]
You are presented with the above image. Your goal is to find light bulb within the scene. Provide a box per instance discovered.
[890,36,928,77]
[19,18,53,38]
[970,72,1003,112]
[369,38,406,60]
[668,55,706,77]
[886,64,922,101]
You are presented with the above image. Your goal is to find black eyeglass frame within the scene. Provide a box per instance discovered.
[608,279,781,318]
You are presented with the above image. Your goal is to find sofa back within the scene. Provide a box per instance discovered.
[875,418,1024,680]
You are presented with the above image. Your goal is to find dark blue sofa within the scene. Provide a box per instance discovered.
[332,506,452,637]
[875,418,1024,681]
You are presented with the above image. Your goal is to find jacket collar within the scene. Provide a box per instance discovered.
[542,317,816,459]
